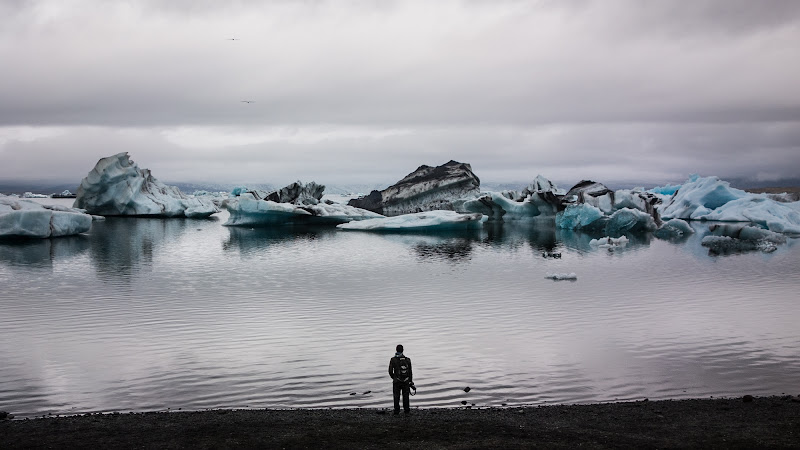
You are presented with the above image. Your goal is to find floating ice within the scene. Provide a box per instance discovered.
[337,210,484,231]
[605,208,658,235]
[589,236,629,248]
[1,195,93,238]
[556,204,605,230]
[701,223,787,254]
[74,153,219,218]
[225,188,382,227]
[654,219,694,239]
[545,272,577,280]
[462,175,563,220]
[659,175,800,234]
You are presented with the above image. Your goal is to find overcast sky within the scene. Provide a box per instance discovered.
[1,0,799,189]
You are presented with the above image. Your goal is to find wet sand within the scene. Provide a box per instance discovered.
[3,396,800,449]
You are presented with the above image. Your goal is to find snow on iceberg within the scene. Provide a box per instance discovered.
[74,153,219,218]
[224,182,383,227]
[659,175,800,234]
[1,195,93,238]
[337,210,484,231]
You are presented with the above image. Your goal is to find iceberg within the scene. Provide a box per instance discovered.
[605,208,658,235]
[1,195,93,238]
[589,236,629,248]
[462,175,564,220]
[348,160,481,216]
[654,218,694,239]
[659,175,800,234]
[555,204,605,231]
[337,210,484,231]
[224,182,382,227]
[73,153,219,218]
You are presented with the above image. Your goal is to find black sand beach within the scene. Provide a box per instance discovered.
[3,396,800,449]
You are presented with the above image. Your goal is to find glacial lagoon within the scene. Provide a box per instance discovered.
[1,199,799,418]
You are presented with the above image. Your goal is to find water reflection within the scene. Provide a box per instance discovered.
[87,217,193,280]
[0,236,90,268]
[223,225,337,256]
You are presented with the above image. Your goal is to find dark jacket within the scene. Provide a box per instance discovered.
[388,355,413,384]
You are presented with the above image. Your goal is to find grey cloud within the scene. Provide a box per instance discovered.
[1,1,798,188]
[1,1,799,127]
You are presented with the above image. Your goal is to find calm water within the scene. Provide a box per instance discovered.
[1,199,799,418]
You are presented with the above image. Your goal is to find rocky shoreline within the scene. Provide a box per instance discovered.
[3,396,800,449]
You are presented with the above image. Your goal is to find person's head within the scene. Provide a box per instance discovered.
[396,344,403,353]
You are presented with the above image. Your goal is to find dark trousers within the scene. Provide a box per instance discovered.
[393,382,410,413]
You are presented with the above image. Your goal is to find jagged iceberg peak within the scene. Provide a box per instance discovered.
[348,160,481,216]
[522,175,565,197]
[1,195,93,238]
[224,181,382,227]
[263,181,325,205]
[74,153,219,218]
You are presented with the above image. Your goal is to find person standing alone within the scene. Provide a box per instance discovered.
[388,344,413,415]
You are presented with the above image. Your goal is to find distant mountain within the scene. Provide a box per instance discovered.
[4,176,798,198]
[0,181,80,196]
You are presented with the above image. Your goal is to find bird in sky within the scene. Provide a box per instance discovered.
[226,38,240,40]
[241,100,255,103]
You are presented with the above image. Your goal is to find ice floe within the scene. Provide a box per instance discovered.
[1,195,93,238]
[545,272,577,280]
[337,210,484,231]
[224,182,382,227]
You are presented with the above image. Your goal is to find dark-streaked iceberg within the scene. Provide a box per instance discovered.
[555,183,662,235]
[1,195,93,238]
[701,223,787,253]
[73,153,219,218]
[224,181,382,226]
[657,175,800,234]
[462,175,564,220]
[348,160,481,216]
[337,210,484,231]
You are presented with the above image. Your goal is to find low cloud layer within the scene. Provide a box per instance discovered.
[1,0,799,187]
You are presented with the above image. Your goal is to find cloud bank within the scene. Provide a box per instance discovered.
[1,0,799,187]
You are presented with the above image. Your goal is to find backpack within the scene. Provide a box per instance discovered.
[394,357,410,381]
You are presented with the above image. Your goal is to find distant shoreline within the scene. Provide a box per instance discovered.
[3,396,799,448]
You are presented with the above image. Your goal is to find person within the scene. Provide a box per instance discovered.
[388,344,414,415]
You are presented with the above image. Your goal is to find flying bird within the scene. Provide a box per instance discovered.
[226,38,240,40]
[241,100,255,103]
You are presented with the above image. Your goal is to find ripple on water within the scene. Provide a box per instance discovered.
[1,216,800,417]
